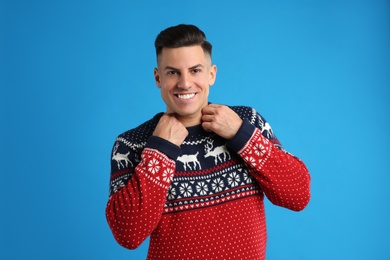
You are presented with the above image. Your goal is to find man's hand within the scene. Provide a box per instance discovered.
[153,113,189,147]
[201,104,243,140]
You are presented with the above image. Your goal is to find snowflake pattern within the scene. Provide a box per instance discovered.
[254,143,266,157]
[112,180,125,193]
[167,186,177,200]
[110,105,279,202]
[246,156,257,167]
[148,158,160,175]
[196,181,209,196]
[165,160,258,202]
[242,170,253,184]
[211,178,224,193]
[227,172,240,187]
[179,183,193,197]
[162,168,174,183]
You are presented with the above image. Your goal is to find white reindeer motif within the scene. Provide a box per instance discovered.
[112,143,133,169]
[262,122,274,138]
[204,139,231,165]
[177,152,201,171]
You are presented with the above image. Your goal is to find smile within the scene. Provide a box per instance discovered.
[176,93,196,100]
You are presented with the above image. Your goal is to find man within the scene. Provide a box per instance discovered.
[106,24,311,259]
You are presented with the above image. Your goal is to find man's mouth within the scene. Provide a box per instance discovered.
[176,93,196,100]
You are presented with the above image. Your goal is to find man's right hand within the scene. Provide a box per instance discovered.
[153,114,189,147]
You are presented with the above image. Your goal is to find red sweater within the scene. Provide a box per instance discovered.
[106,106,311,259]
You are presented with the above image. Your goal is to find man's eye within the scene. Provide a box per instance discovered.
[192,69,201,73]
[167,71,178,75]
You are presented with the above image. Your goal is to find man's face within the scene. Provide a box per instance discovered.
[154,45,217,126]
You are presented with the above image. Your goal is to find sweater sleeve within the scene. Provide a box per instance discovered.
[105,135,181,249]
[227,117,311,211]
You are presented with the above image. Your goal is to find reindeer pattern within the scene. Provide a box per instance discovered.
[177,152,201,171]
[112,142,133,169]
[109,106,279,199]
[256,113,275,139]
[204,139,231,165]
[176,137,232,171]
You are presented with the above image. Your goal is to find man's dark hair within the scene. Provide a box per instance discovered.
[154,24,212,60]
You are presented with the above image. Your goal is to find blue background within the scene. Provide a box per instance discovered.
[1,0,389,259]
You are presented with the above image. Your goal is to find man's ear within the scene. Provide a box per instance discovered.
[154,68,161,88]
[209,65,217,86]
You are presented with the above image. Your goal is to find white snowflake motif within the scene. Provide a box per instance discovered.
[242,170,253,184]
[254,143,266,157]
[228,172,240,187]
[162,168,174,183]
[179,183,193,197]
[112,180,125,193]
[148,158,160,174]
[196,181,209,196]
[246,156,257,167]
[211,178,224,193]
[167,186,177,200]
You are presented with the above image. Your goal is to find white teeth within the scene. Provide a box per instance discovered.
[177,93,195,100]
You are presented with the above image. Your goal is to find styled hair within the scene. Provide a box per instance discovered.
[154,24,212,60]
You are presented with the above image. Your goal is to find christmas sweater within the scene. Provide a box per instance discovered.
[106,106,311,260]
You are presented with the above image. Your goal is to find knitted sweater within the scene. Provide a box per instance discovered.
[106,106,311,259]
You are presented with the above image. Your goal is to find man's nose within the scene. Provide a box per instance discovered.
[178,73,191,89]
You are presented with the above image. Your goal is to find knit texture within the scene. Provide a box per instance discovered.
[106,106,311,259]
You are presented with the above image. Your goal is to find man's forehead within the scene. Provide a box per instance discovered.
[157,46,211,66]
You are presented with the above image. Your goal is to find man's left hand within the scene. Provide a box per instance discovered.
[201,104,243,140]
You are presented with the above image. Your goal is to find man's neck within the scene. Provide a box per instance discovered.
[175,113,202,127]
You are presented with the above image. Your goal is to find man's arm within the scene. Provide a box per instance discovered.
[202,104,310,211]
[229,119,311,211]
[106,114,188,249]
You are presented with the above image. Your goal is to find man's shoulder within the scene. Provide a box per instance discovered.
[117,112,164,142]
[228,105,258,120]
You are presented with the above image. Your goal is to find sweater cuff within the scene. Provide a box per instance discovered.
[227,119,256,153]
[146,136,181,160]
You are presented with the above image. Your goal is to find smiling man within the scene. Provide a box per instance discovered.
[106,24,311,259]
[155,46,215,124]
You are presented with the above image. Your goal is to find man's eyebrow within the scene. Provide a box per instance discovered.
[164,64,204,71]
[164,66,179,71]
[189,64,204,70]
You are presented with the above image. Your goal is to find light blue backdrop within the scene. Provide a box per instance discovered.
[1,0,389,259]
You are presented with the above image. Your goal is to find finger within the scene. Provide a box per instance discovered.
[164,112,177,118]
[201,121,213,132]
[201,114,213,122]
[202,104,218,115]
[207,103,221,108]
